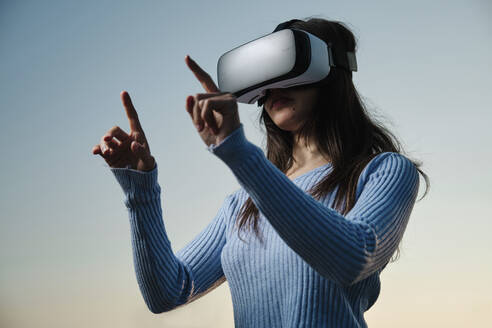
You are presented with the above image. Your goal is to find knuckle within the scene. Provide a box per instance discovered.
[135,132,145,142]
[201,109,207,120]
[192,106,200,119]
[106,126,115,135]
[101,142,111,152]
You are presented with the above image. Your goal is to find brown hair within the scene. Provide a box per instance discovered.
[235,17,430,263]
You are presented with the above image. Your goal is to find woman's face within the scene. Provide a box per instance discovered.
[264,85,320,132]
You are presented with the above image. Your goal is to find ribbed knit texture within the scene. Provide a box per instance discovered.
[110,123,419,327]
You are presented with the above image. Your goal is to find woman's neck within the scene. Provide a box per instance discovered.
[289,134,331,170]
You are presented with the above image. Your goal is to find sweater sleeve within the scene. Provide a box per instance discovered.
[110,162,231,313]
[206,123,420,287]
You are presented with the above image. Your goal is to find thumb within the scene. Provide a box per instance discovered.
[130,141,147,158]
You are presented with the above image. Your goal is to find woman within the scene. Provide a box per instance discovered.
[92,18,430,328]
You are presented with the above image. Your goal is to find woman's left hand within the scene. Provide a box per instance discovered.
[185,55,241,147]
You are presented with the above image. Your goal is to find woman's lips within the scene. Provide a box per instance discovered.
[271,97,293,110]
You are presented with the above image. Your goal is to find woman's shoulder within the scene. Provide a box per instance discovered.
[358,152,418,185]
[229,188,249,204]
[225,187,260,215]
[368,151,415,170]
[223,188,247,208]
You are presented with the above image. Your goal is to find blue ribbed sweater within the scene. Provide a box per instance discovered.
[110,123,419,327]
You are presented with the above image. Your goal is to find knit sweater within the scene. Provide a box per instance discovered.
[110,123,420,328]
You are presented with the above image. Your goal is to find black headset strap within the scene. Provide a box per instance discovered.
[273,19,357,73]
[327,42,357,72]
[273,19,304,32]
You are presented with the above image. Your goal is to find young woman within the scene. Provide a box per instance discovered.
[92,18,430,328]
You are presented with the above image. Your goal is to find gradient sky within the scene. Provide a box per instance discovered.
[1,0,491,327]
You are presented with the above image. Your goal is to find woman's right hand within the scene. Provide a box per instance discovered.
[92,91,155,172]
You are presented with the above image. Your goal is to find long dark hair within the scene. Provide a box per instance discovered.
[235,17,430,263]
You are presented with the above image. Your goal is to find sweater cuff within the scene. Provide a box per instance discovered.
[206,123,262,168]
[110,162,159,194]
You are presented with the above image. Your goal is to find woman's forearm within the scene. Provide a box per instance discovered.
[110,162,230,312]
[111,164,187,313]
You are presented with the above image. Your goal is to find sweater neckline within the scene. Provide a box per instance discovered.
[288,162,332,182]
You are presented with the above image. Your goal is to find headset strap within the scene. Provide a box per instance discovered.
[273,19,304,32]
[327,42,358,72]
[273,19,357,72]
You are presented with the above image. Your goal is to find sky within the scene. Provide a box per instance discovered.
[1,0,491,327]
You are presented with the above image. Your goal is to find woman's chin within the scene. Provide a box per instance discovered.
[268,108,301,130]
[273,119,299,132]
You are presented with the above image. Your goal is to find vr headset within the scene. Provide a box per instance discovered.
[217,19,358,106]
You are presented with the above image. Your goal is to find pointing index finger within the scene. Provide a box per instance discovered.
[185,55,220,93]
[120,91,143,132]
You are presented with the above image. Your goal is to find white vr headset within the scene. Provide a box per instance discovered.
[217,19,358,106]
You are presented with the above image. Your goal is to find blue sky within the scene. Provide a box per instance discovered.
[1,0,491,327]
